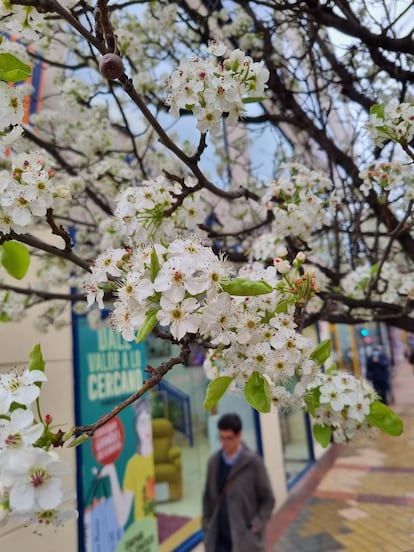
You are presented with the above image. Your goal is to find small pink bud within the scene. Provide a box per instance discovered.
[44,413,53,424]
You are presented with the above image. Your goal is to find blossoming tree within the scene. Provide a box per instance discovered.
[0,0,411,528]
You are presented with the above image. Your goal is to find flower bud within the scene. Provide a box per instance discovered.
[99,53,124,80]
[273,258,290,274]
[275,245,288,258]
[54,185,72,199]
[293,252,306,267]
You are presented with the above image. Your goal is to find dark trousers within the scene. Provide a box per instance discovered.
[216,545,231,552]
[373,381,388,404]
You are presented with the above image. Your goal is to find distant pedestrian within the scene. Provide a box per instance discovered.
[366,347,390,404]
[202,413,275,552]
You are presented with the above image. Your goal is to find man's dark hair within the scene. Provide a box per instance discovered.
[217,413,242,434]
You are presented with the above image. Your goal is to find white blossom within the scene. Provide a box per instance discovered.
[166,48,269,135]
[0,369,47,414]
[4,448,69,514]
[0,409,44,467]
[307,371,377,442]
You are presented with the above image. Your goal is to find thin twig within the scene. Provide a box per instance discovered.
[69,343,191,440]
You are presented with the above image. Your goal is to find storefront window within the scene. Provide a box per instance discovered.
[279,409,313,486]
[277,325,318,486]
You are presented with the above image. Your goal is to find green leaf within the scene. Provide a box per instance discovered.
[244,371,272,413]
[304,386,321,416]
[275,298,290,313]
[150,247,160,283]
[28,343,45,373]
[242,96,267,104]
[326,363,338,374]
[374,126,397,141]
[67,434,90,448]
[369,103,385,120]
[310,339,331,366]
[0,53,31,82]
[366,401,404,436]
[313,424,332,448]
[0,241,30,280]
[221,278,273,296]
[203,376,233,410]
[135,312,158,343]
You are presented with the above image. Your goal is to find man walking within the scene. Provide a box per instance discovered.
[366,346,391,405]
[202,413,275,552]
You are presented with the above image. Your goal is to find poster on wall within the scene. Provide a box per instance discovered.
[73,314,158,552]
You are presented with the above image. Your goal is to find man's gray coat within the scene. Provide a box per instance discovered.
[202,444,275,552]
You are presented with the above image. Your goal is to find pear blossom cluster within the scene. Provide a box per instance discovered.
[0,366,77,528]
[30,104,114,162]
[250,163,334,260]
[114,175,209,242]
[341,261,414,304]
[165,42,269,134]
[367,102,414,146]
[0,1,45,41]
[86,237,231,341]
[202,257,324,405]
[202,301,320,408]
[359,161,414,200]
[0,80,25,147]
[86,239,322,405]
[0,289,27,322]
[306,370,378,442]
[0,152,70,234]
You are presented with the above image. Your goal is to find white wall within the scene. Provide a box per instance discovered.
[0,306,78,551]
[260,409,288,510]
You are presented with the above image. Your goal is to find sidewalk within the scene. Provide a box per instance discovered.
[266,359,414,552]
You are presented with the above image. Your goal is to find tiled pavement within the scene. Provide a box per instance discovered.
[266,359,414,552]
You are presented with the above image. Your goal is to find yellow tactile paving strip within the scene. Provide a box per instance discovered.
[270,359,414,552]
[299,501,414,551]
[335,503,414,552]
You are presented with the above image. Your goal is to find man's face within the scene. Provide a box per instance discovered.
[218,429,242,457]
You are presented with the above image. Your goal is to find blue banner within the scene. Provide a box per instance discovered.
[73,314,158,552]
